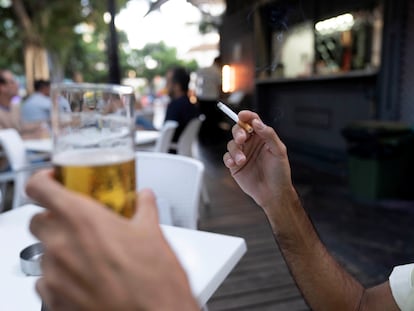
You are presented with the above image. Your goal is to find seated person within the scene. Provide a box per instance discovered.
[21,80,71,122]
[0,70,47,140]
[164,66,199,142]
[21,80,52,122]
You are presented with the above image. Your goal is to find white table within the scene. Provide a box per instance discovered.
[23,130,160,153]
[134,130,159,145]
[0,205,246,310]
[22,138,52,153]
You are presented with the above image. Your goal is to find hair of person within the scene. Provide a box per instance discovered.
[169,66,190,92]
[0,69,8,85]
[214,56,221,66]
[34,79,51,91]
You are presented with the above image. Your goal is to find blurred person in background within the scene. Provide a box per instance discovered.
[21,79,52,122]
[134,96,156,130]
[0,69,22,130]
[195,56,223,144]
[21,79,70,122]
[164,66,199,142]
[0,69,49,139]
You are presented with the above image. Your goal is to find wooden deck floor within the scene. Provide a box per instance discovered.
[197,138,414,310]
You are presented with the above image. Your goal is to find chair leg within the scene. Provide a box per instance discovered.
[201,182,210,207]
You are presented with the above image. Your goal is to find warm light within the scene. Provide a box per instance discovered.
[315,13,354,34]
[222,65,236,93]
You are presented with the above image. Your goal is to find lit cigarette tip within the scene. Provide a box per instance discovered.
[217,102,254,134]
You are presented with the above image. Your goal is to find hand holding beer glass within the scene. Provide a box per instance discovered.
[51,83,136,218]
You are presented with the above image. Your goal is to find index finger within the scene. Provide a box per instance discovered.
[131,188,159,227]
[238,110,260,123]
[232,110,260,144]
[26,169,96,218]
[235,110,286,157]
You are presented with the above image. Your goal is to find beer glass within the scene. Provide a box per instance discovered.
[51,83,136,218]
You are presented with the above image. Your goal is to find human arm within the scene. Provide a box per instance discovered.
[27,170,198,311]
[223,110,399,311]
[20,121,49,139]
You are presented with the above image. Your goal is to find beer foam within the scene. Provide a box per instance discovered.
[53,149,134,166]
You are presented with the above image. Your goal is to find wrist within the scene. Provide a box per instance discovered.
[260,184,299,223]
[261,186,318,251]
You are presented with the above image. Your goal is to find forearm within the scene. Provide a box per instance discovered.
[263,187,364,311]
[20,121,49,139]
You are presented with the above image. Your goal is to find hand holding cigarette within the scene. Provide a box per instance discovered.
[217,102,254,134]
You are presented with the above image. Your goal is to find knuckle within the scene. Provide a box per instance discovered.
[279,142,288,156]
[47,237,68,257]
[226,140,234,151]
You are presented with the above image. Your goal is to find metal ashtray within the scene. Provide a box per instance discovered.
[20,242,44,276]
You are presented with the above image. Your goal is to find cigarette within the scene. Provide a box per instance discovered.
[217,102,254,134]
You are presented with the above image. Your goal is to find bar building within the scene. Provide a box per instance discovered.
[219,0,413,182]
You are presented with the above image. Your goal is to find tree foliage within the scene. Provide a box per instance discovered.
[124,41,198,82]
[1,0,128,77]
[1,0,199,83]
[0,4,24,73]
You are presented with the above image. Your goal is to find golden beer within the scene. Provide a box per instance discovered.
[53,150,136,218]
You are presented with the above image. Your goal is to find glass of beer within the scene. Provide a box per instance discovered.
[50,83,136,218]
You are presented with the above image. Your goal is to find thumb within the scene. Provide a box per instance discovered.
[131,189,159,225]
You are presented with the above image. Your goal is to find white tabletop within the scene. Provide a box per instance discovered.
[23,130,160,153]
[0,205,246,310]
[134,130,159,145]
[22,138,52,153]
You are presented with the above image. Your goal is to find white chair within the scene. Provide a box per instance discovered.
[170,115,205,157]
[0,129,30,211]
[0,129,50,212]
[170,115,210,207]
[136,151,204,229]
[153,120,178,153]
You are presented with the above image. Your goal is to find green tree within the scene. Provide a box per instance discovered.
[0,4,23,74]
[1,1,199,88]
[2,0,128,90]
[125,41,198,82]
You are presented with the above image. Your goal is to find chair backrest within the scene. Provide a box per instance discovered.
[176,115,205,157]
[0,129,29,210]
[136,151,204,229]
[153,120,178,153]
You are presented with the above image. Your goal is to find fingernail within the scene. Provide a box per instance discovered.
[253,119,264,129]
[235,153,245,164]
[225,158,234,167]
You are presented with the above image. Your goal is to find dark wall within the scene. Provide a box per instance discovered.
[256,74,377,173]
[221,0,411,174]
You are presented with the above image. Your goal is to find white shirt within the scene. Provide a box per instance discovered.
[21,93,71,123]
[195,65,221,101]
[389,263,414,310]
